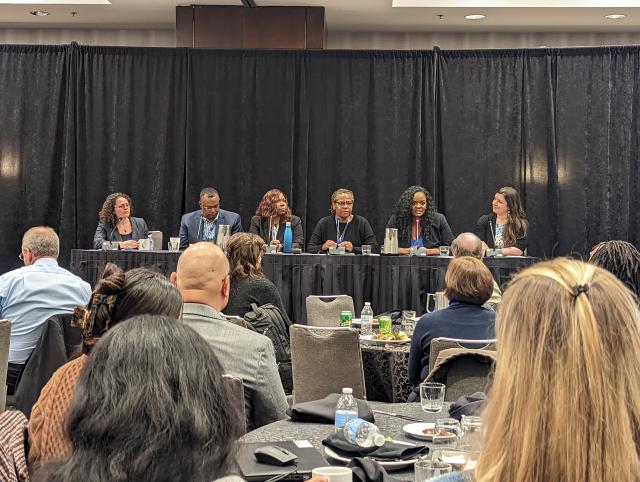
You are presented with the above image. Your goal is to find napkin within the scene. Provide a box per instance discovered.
[448,391,485,420]
[287,393,374,424]
[322,432,429,460]
[348,458,403,482]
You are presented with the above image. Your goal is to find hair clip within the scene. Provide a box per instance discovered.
[572,284,589,298]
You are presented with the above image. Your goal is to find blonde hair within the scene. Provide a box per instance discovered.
[475,258,640,482]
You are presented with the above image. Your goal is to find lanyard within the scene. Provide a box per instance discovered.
[335,216,350,244]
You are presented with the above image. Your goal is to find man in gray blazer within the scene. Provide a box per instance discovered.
[170,242,288,430]
[178,187,243,249]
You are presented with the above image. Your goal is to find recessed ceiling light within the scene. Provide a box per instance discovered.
[465,14,486,20]
[605,13,626,19]
[30,10,50,16]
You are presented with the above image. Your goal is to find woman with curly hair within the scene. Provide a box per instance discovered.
[475,186,528,256]
[28,263,183,465]
[92,192,148,249]
[249,189,304,251]
[386,185,454,255]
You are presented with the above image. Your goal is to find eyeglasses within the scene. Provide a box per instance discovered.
[115,203,130,209]
[18,252,23,261]
[334,201,353,207]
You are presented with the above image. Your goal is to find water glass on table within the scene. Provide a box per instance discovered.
[414,459,452,482]
[168,237,180,251]
[361,244,372,256]
[420,382,445,413]
[439,245,450,256]
[434,418,462,444]
[401,310,416,336]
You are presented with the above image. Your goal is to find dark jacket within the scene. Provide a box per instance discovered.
[386,212,454,249]
[307,215,378,254]
[408,302,495,391]
[179,209,243,249]
[249,215,304,251]
[475,213,528,253]
[93,216,148,249]
[225,276,290,324]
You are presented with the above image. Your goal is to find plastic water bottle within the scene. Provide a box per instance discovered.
[344,418,386,448]
[335,387,358,433]
[283,222,293,253]
[147,234,154,251]
[360,302,373,337]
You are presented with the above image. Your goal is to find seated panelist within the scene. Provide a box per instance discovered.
[179,187,243,250]
[386,185,454,255]
[307,188,378,254]
[93,192,148,250]
[475,186,528,256]
[249,189,304,251]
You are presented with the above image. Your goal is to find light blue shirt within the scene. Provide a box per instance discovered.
[0,258,91,363]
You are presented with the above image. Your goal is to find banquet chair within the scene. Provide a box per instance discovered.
[0,320,11,411]
[290,325,365,403]
[425,347,496,401]
[305,295,355,327]
[429,337,496,374]
[222,374,247,435]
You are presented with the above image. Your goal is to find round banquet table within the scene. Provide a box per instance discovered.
[240,401,452,481]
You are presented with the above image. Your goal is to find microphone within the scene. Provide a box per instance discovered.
[196,217,203,242]
[489,218,496,247]
[109,217,122,241]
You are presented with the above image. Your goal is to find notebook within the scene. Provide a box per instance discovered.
[236,440,329,481]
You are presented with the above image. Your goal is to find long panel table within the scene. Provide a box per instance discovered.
[70,250,536,324]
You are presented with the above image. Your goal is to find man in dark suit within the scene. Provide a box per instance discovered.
[179,187,243,249]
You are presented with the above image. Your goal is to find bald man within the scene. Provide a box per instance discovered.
[171,243,287,430]
[451,232,502,308]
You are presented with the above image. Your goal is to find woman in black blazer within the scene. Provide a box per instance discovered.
[475,186,528,256]
[386,185,454,255]
[93,192,149,249]
[249,189,304,251]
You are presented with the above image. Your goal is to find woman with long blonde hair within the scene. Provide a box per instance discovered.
[435,258,640,482]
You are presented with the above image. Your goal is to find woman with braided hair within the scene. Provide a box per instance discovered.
[386,185,454,255]
[28,263,183,465]
[589,239,640,298]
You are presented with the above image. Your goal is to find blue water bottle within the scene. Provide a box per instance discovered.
[283,222,293,253]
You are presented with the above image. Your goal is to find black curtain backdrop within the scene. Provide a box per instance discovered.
[0,45,638,275]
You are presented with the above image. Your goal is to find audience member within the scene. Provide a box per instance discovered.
[179,187,242,249]
[408,256,495,399]
[589,239,640,297]
[307,188,378,254]
[250,188,304,251]
[475,186,528,256]
[433,258,640,482]
[28,264,182,464]
[93,192,149,249]
[451,232,501,307]
[386,185,454,255]
[33,315,244,482]
[171,242,288,429]
[0,227,91,395]
[224,233,290,321]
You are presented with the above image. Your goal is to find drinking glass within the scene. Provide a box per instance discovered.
[414,460,452,482]
[361,244,372,256]
[168,237,180,251]
[401,310,416,337]
[420,382,445,413]
[434,418,462,444]
[439,245,450,256]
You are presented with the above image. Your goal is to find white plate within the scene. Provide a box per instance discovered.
[323,446,417,470]
[402,422,436,441]
[360,335,410,345]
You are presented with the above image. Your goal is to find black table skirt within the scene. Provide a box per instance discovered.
[70,250,536,324]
